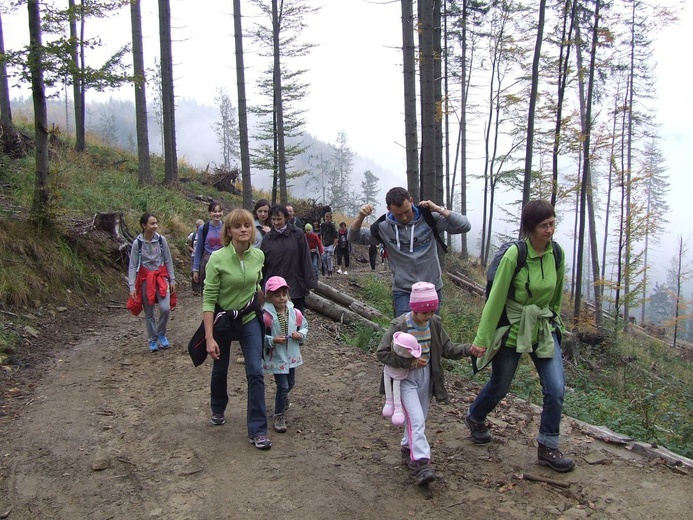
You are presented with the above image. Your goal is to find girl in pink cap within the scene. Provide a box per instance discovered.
[377,281,472,486]
[262,276,308,434]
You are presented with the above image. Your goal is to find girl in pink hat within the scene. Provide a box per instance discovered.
[376,281,472,486]
[262,276,308,434]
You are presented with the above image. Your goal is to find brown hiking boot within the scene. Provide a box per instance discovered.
[538,443,575,473]
[465,414,492,444]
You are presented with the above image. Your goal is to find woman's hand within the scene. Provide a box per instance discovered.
[169,282,176,294]
[470,344,486,357]
[206,338,221,360]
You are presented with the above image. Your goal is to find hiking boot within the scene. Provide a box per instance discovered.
[400,446,411,466]
[465,414,492,444]
[273,414,287,433]
[410,460,436,486]
[210,413,226,426]
[148,340,159,353]
[249,434,272,450]
[158,335,170,349]
[538,443,575,473]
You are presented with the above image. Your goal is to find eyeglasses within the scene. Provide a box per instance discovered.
[536,221,557,231]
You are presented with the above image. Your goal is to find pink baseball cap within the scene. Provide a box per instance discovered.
[392,331,422,358]
[265,276,290,293]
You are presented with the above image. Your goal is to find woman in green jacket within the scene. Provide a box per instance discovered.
[465,200,575,473]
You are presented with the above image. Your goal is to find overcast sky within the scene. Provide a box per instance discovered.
[3,0,692,278]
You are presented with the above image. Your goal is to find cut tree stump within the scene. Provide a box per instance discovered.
[91,212,137,266]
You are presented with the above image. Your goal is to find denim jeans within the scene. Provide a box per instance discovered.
[141,280,170,341]
[210,317,268,438]
[273,368,296,416]
[392,289,442,318]
[468,332,565,449]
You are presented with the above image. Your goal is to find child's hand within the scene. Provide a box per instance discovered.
[290,332,303,340]
[470,344,486,357]
[410,358,427,369]
[273,336,286,344]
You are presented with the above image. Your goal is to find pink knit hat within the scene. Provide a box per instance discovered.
[409,281,439,312]
[392,331,422,358]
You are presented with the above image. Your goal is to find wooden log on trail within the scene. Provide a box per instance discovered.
[447,271,485,298]
[313,281,386,322]
[305,292,383,333]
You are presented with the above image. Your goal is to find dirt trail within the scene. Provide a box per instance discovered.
[0,260,691,519]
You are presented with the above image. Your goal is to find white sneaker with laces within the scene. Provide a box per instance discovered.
[337,269,342,274]
[343,270,348,275]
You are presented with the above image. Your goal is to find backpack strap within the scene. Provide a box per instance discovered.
[419,205,448,253]
[295,309,303,327]
[201,221,210,247]
[369,214,387,243]
[263,310,273,331]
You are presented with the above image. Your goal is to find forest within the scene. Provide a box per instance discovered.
[0,0,690,340]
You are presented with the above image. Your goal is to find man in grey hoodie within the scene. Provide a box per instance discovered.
[348,187,471,317]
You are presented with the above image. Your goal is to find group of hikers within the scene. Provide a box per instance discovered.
[127,186,574,485]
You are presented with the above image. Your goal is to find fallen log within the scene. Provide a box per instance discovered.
[313,281,386,322]
[305,292,383,333]
[519,473,571,488]
[448,271,485,298]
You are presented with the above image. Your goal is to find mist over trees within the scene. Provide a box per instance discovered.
[2,0,688,334]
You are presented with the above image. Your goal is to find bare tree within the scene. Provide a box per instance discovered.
[27,0,50,227]
[401,0,419,196]
[158,0,178,184]
[233,0,253,209]
[0,8,13,124]
[129,0,151,185]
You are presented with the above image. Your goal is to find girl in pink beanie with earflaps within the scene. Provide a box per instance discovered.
[376,281,473,487]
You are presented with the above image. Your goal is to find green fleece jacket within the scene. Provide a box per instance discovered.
[202,244,264,324]
[474,239,565,371]
[377,314,472,402]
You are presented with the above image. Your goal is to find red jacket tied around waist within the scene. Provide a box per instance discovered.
[126,265,176,316]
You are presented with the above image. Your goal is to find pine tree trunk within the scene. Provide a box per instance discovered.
[130,0,152,185]
[0,10,13,124]
[158,0,178,184]
[272,0,288,203]
[27,0,50,226]
[233,0,253,210]
[401,0,419,198]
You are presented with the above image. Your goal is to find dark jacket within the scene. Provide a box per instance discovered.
[376,314,472,402]
[261,223,317,299]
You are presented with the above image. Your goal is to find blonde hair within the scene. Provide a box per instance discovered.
[221,208,256,247]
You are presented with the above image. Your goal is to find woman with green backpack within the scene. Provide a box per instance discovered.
[465,199,575,473]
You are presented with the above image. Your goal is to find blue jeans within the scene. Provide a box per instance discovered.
[468,333,565,449]
[311,252,320,280]
[210,317,268,438]
[273,368,296,416]
[392,289,442,318]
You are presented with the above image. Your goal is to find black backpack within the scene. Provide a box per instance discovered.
[485,239,562,300]
[369,205,448,253]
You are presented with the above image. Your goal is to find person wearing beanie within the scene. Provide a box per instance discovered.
[304,223,324,280]
[348,186,471,316]
[376,281,473,487]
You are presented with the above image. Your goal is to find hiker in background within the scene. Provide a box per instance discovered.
[348,187,471,317]
[368,244,378,271]
[253,198,271,248]
[262,276,308,434]
[335,221,350,274]
[380,244,389,269]
[286,204,304,232]
[304,223,324,281]
[377,282,472,486]
[192,201,224,291]
[203,208,272,450]
[464,199,574,473]
[320,211,338,278]
[128,213,177,353]
[187,219,204,295]
[261,204,317,312]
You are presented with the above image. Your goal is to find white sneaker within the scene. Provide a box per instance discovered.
[337,269,342,274]
[343,271,348,275]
